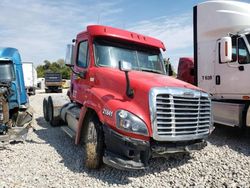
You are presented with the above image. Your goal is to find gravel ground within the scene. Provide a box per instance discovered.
[0,90,250,188]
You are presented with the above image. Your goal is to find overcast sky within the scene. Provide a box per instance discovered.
[0,0,249,70]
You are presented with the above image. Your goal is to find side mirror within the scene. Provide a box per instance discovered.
[167,64,173,76]
[119,61,132,72]
[118,61,134,98]
[220,37,232,63]
[65,44,74,66]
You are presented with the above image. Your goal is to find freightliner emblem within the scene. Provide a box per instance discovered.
[183,92,194,97]
[102,108,113,117]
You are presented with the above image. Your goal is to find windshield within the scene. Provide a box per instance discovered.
[0,61,15,82]
[94,38,166,74]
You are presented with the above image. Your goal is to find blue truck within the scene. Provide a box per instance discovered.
[0,47,33,145]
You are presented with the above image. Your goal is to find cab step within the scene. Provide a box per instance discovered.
[61,126,76,139]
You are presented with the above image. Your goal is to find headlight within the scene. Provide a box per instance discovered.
[116,110,148,136]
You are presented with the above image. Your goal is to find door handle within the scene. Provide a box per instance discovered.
[238,66,244,71]
[215,75,220,85]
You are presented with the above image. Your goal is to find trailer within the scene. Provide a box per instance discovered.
[22,62,37,95]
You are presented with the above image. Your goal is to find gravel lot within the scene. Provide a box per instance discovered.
[0,90,250,188]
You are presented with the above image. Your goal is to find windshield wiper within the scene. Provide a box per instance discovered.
[140,68,163,74]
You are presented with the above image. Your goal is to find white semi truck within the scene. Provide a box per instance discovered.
[22,62,37,95]
[193,0,250,128]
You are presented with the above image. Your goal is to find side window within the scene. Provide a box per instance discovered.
[218,42,221,63]
[238,38,250,64]
[77,41,88,68]
[231,36,237,62]
[218,36,250,64]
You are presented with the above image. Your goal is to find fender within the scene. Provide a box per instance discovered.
[74,88,110,145]
[74,86,152,144]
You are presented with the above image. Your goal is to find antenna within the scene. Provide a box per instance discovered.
[97,14,101,24]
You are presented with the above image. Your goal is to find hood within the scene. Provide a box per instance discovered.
[93,67,205,139]
[94,67,202,101]
[128,70,199,91]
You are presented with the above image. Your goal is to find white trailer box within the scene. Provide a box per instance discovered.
[22,62,37,95]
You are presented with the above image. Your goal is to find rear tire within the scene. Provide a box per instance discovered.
[43,98,49,122]
[84,114,104,169]
[47,96,60,126]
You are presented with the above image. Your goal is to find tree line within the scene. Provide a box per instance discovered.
[36,58,176,79]
[36,59,71,79]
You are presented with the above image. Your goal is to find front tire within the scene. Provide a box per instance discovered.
[84,114,104,169]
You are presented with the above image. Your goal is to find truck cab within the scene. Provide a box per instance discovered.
[0,48,28,109]
[0,48,32,144]
[177,57,194,85]
[45,25,213,170]
[192,1,250,128]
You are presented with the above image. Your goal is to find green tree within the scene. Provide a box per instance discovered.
[37,64,45,78]
[36,59,71,79]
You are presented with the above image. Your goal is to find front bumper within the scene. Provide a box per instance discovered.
[103,125,207,170]
[103,125,150,170]
[0,126,32,147]
[0,109,33,146]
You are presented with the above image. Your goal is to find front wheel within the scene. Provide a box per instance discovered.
[84,114,104,169]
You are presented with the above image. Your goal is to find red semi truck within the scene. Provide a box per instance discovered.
[177,57,194,85]
[43,25,213,170]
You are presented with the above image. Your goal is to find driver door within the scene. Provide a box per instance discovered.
[215,35,250,97]
[72,36,90,104]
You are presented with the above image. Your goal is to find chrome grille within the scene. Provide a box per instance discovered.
[149,87,212,141]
